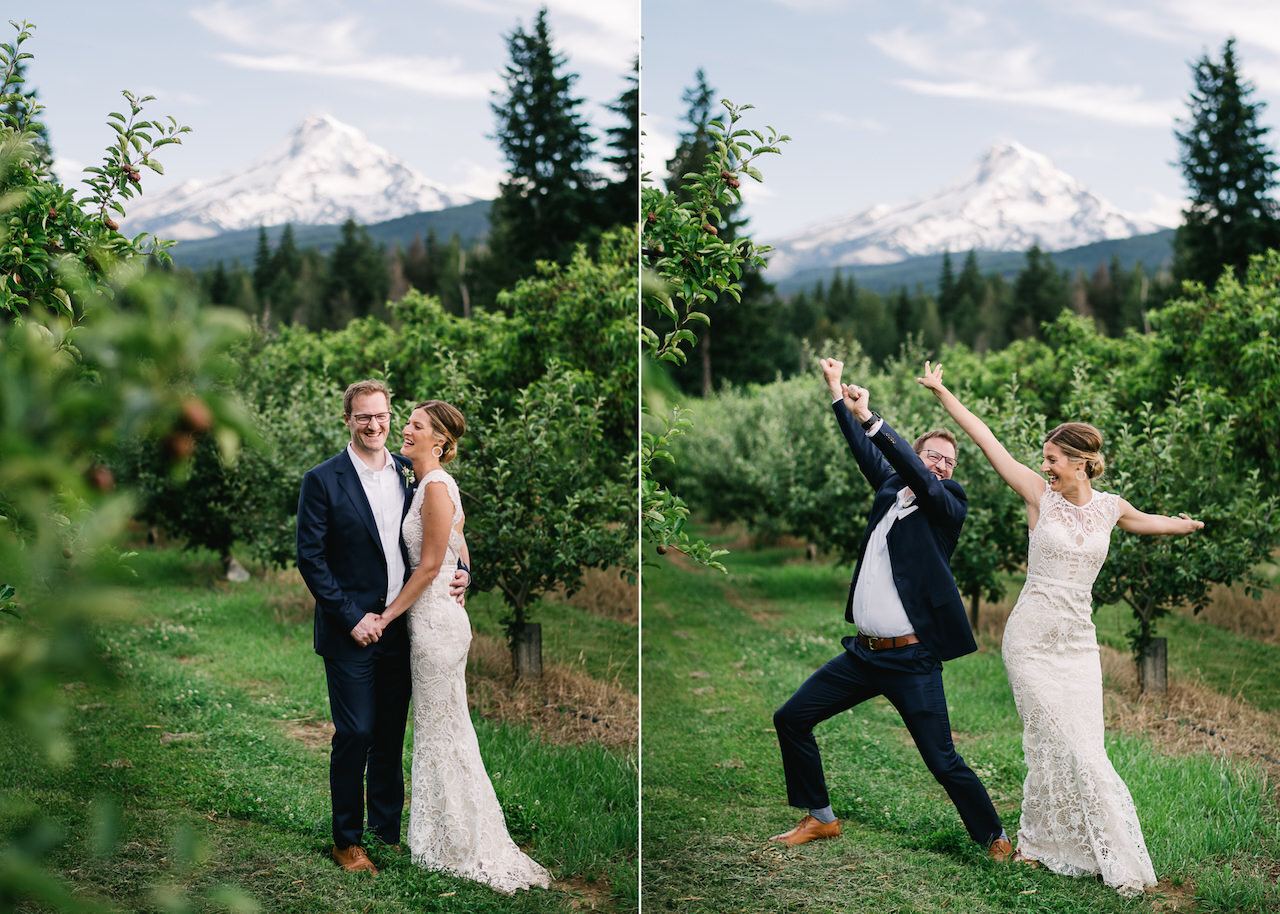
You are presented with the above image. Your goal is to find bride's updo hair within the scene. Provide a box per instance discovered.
[414,399,466,464]
[1045,422,1106,479]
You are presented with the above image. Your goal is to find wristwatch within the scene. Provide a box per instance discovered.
[861,411,880,431]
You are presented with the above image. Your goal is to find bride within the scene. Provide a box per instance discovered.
[917,362,1202,896]
[375,399,551,894]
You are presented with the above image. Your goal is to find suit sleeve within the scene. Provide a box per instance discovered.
[832,400,895,490]
[869,419,967,531]
[296,469,364,634]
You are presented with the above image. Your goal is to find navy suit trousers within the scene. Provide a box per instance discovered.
[773,640,1003,846]
[324,642,412,848]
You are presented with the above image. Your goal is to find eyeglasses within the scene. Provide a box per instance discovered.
[351,412,391,427]
[922,449,957,470]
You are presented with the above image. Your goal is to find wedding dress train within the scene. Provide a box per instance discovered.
[402,468,551,894]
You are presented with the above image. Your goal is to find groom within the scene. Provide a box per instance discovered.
[296,379,469,875]
[769,358,1010,860]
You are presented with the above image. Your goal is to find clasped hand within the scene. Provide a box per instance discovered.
[352,611,396,646]
[349,568,471,646]
[819,357,870,414]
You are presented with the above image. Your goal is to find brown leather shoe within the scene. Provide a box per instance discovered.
[768,814,841,846]
[332,844,378,874]
[987,837,1013,862]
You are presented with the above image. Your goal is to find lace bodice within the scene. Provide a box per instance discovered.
[1026,488,1121,589]
[402,469,465,580]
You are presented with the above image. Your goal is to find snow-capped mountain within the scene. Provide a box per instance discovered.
[122,114,476,241]
[767,141,1169,279]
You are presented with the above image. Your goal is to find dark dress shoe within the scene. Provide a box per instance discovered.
[332,844,378,874]
[769,814,841,846]
[987,837,1013,862]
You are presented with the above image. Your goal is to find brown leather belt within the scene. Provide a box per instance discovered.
[857,633,920,651]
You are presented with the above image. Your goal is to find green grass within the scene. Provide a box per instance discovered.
[641,539,1280,914]
[1,548,636,913]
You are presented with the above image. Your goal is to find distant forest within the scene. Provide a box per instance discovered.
[648,239,1180,397]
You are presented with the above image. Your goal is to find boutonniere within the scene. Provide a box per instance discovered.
[401,464,416,487]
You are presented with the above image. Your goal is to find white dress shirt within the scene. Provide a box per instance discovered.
[346,444,407,606]
[850,486,917,638]
[835,398,914,638]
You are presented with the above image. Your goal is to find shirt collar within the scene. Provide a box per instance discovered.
[346,442,393,478]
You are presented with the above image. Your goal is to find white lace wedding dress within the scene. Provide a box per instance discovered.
[1002,487,1156,897]
[402,469,551,894]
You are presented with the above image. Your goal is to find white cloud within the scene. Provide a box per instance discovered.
[214,52,496,99]
[638,114,677,176]
[897,78,1175,127]
[1073,0,1280,94]
[1135,188,1185,228]
[435,0,637,70]
[453,160,505,199]
[869,21,1176,127]
[190,1,497,98]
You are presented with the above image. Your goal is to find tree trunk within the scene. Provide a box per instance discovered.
[458,249,471,319]
[1138,637,1167,695]
[700,328,712,397]
[967,588,980,629]
[510,622,543,679]
[223,554,250,583]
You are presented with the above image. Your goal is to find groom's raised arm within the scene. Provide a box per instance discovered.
[871,424,966,530]
[822,357,894,490]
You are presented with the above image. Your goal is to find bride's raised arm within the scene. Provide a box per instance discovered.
[916,361,1045,508]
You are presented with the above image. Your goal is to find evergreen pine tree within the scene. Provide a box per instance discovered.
[252,226,273,298]
[1173,37,1280,287]
[1086,259,1119,334]
[263,223,302,325]
[600,57,638,225]
[205,261,231,308]
[324,219,388,327]
[664,69,717,199]
[952,250,984,344]
[1011,245,1070,339]
[937,251,958,327]
[487,7,598,289]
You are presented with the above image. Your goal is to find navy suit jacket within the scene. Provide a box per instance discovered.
[834,402,977,662]
[296,448,415,660]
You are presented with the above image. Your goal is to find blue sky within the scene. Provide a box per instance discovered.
[19,0,637,202]
[641,0,1280,240]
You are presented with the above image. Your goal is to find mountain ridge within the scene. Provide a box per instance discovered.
[122,114,478,241]
[767,141,1170,280]
[771,228,1176,297]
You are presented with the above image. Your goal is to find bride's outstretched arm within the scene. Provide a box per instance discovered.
[378,482,452,626]
[1117,502,1205,535]
[916,361,1045,507]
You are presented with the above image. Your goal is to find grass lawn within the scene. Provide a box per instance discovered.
[640,533,1280,914]
[1,547,637,913]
